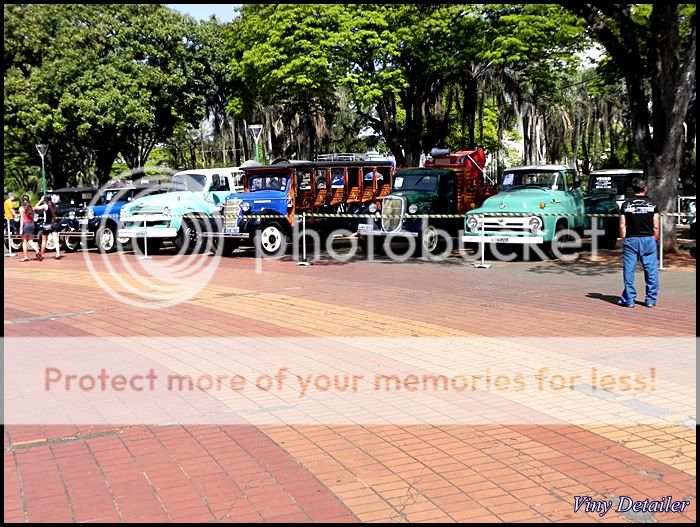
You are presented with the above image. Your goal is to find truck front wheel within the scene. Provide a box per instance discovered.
[255,222,287,257]
[418,225,444,256]
[213,237,239,256]
[174,219,204,254]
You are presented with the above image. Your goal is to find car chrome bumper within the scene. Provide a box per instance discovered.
[462,235,544,244]
[201,232,251,239]
[119,227,178,238]
[357,226,419,237]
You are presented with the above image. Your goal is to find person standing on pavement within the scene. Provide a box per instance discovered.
[19,194,43,261]
[35,194,61,259]
[618,178,659,308]
[4,191,18,242]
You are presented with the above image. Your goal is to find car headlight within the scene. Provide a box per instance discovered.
[529,216,543,232]
[88,209,95,220]
[368,203,378,213]
[162,207,171,217]
[240,202,251,212]
[467,216,479,232]
[408,204,418,214]
[68,211,76,220]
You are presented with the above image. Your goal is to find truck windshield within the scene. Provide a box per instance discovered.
[589,174,636,196]
[393,174,438,192]
[502,171,560,191]
[172,174,207,192]
[248,175,289,192]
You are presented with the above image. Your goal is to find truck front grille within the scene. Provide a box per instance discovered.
[381,196,404,232]
[224,199,242,229]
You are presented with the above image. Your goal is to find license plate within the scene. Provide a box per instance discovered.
[358,224,374,231]
[493,237,510,243]
[224,226,240,234]
[79,219,89,225]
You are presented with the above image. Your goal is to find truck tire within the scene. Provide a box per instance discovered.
[213,237,239,256]
[417,225,444,256]
[134,238,163,256]
[255,222,287,257]
[545,220,572,259]
[96,225,117,253]
[174,219,203,254]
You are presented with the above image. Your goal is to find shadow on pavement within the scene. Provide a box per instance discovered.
[586,292,622,305]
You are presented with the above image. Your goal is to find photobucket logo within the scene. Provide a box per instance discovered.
[82,167,224,309]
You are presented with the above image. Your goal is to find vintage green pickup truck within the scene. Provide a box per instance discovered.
[462,165,620,256]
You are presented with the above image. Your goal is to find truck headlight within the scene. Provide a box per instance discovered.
[88,209,95,220]
[240,202,251,212]
[408,204,418,214]
[368,203,378,213]
[120,208,130,218]
[68,211,76,220]
[162,207,171,217]
[466,216,479,232]
[529,216,543,232]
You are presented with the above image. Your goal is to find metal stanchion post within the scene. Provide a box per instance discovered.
[5,220,16,257]
[473,213,491,269]
[140,217,151,260]
[659,215,664,270]
[297,212,311,267]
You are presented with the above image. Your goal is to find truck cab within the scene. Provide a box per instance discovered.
[213,159,393,256]
[463,165,619,255]
[119,167,242,254]
[357,147,494,255]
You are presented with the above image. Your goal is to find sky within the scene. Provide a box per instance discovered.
[166,4,239,23]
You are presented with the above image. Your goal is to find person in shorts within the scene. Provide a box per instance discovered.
[19,194,42,261]
[35,194,61,259]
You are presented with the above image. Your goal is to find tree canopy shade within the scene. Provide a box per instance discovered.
[562,3,696,247]
[4,4,220,187]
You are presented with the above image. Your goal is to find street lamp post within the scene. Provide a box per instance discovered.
[248,124,263,163]
[35,144,49,194]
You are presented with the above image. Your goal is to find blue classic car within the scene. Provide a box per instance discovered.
[76,184,168,252]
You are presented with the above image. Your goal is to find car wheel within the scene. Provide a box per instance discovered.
[5,236,23,252]
[255,222,287,257]
[45,234,57,252]
[96,225,117,253]
[63,235,81,252]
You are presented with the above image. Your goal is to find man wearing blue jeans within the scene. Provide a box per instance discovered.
[618,178,660,308]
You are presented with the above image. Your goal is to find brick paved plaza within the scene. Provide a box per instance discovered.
[3,247,696,523]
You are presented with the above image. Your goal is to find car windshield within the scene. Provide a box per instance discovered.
[502,171,561,191]
[248,175,288,192]
[103,189,134,203]
[589,174,636,196]
[393,174,438,192]
[171,174,207,192]
[53,191,93,207]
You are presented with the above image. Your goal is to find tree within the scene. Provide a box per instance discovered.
[4,4,216,186]
[563,3,696,250]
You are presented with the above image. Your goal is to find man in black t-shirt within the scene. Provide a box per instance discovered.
[618,177,660,308]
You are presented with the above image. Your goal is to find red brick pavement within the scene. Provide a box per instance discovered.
[3,251,696,523]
